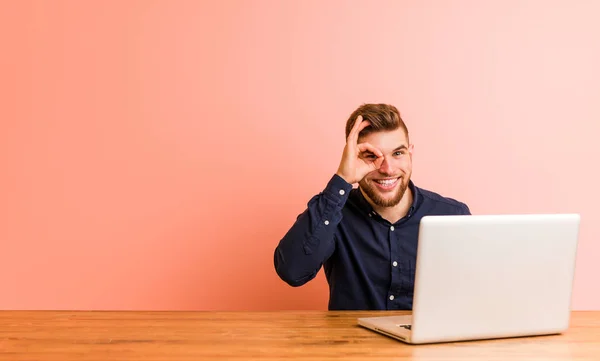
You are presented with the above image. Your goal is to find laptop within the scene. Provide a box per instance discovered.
[358,213,581,344]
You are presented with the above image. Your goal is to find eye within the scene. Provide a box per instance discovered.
[393,151,404,156]
[363,153,377,159]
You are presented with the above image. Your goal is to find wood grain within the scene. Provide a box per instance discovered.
[1,311,599,360]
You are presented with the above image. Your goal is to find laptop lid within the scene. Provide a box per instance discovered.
[409,213,580,344]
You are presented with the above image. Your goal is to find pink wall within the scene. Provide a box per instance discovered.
[1,0,598,310]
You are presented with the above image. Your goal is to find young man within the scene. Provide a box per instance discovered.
[273,104,471,310]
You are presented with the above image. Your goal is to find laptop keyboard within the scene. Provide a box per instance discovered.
[398,324,412,330]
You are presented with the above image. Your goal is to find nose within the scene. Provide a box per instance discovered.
[378,156,394,175]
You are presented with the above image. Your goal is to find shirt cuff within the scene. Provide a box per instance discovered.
[323,174,353,205]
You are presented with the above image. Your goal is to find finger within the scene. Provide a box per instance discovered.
[352,115,363,132]
[371,155,384,170]
[363,151,384,172]
[357,120,371,134]
[357,142,383,158]
[349,120,371,145]
[348,115,365,141]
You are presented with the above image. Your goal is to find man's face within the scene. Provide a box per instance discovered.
[358,128,413,208]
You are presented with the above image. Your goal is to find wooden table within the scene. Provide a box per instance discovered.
[1,311,599,360]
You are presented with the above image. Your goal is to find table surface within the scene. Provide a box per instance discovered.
[1,310,599,360]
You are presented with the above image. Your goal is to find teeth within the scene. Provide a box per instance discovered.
[376,178,398,185]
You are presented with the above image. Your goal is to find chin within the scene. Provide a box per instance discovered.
[360,178,407,208]
[373,193,404,208]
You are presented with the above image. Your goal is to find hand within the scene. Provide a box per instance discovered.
[336,115,384,184]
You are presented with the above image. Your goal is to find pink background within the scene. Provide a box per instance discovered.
[1,0,598,310]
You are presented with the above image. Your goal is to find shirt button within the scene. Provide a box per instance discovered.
[339,189,345,195]
[389,295,395,300]
[392,261,398,267]
[390,226,395,231]
[324,220,330,225]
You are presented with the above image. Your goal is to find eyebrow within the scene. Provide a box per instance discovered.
[362,145,408,157]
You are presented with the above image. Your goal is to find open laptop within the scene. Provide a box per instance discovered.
[358,213,580,344]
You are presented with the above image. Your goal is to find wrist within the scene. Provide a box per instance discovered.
[327,174,354,200]
[335,172,353,185]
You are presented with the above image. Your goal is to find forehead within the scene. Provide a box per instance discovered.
[358,128,408,151]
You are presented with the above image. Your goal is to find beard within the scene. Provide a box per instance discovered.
[359,176,409,208]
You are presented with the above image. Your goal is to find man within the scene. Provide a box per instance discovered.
[273,103,471,310]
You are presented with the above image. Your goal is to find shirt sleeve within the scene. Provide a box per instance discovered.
[273,174,353,287]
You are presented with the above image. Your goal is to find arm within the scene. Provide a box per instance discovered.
[273,174,352,287]
[274,114,384,287]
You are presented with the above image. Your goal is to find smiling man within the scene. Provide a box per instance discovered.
[273,103,471,310]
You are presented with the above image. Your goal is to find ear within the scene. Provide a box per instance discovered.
[408,143,414,155]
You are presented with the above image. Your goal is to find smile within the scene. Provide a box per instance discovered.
[374,177,400,190]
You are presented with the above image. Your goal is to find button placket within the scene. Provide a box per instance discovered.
[388,224,396,307]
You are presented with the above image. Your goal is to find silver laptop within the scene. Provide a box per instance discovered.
[358,213,580,344]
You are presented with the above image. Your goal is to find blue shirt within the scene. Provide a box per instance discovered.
[273,174,471,310]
